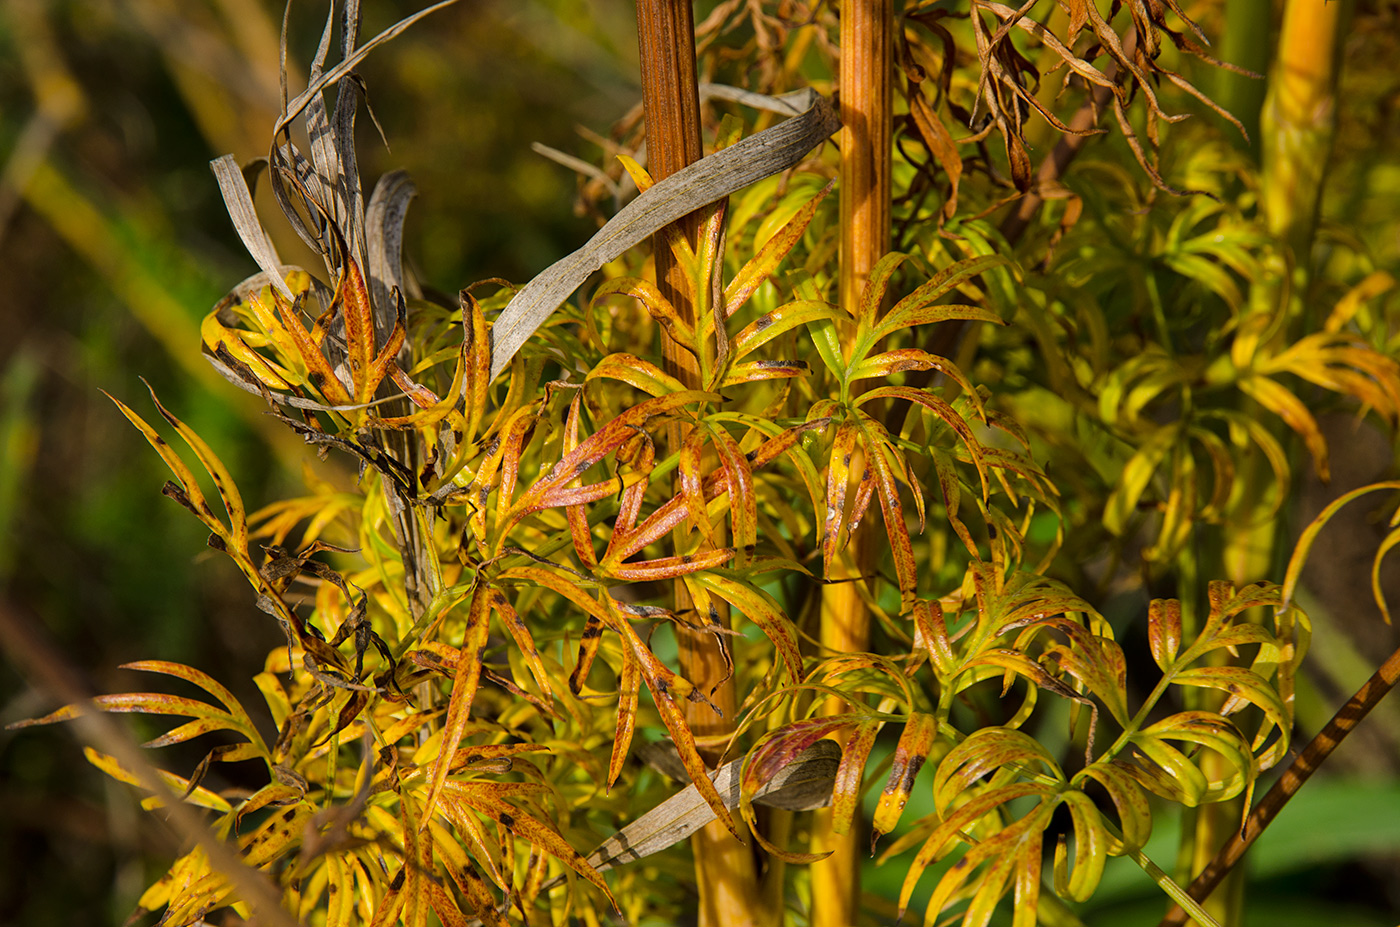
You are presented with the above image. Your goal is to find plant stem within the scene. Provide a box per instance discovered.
[1260,0,1346,261]
[635,3,761,924]
[813,3,892,926]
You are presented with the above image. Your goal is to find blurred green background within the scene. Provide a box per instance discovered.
[2,1,1400,925]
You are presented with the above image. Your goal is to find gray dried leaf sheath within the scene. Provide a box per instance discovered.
[488,87,840,379]
[578,739,839,877]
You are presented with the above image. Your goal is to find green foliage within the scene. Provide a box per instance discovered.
[8,1,1400,926]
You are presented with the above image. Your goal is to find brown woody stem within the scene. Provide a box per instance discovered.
[635,3,761,925]
[813,2,893,925]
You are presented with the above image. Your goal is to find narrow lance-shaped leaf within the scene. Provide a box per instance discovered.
[1148,598,1183,670]
[861,419,921,612]
[869,254,1009,343]
[609,650,641,789]
[614,420,831,561]
[82,748,233,814]
[724,181,834,316]
[689,572,804,686]
[591,278,694,346]
[419,585,493,828]
[678,425,717,546]
[1239,375,1330,481]
[271,288,356,406]
[727,299,844,363]
[872,713,942,850]
[610,609,740,841]
[829,718,882,838]
[427,820,508,927]
[712,427,757,564]
[560,393,599,569]
[513,390,713,526]
[442,783,617,909]
[823,419,860,573]
[586,352,690,398]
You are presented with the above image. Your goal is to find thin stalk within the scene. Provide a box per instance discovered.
[635,3,761,925]
[1214,0,1271,159]
[1180,6,1349,923]
[812,3,892,926]
[1260,0,1346,261]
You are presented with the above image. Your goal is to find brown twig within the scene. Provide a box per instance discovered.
[1158,640,1400,927]
[0,597,300,927]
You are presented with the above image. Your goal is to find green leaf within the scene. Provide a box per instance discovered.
[727,299,843,362]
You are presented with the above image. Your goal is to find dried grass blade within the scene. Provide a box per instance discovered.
[489,89,840,378]
[210,155,293,301]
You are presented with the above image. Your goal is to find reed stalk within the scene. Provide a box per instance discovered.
[635,3,761,924]
[812,2,892,925]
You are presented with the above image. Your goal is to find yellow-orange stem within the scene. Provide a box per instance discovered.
[813,2,892,925]
[636,3,761,924]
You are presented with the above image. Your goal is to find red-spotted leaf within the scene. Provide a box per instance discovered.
[427,820,508,927]
[859,385,989,498]
[612,614,740,841]
[336,256,379,402]
[727,300,843,363]
[601,547,736,583]
[440,782,616,908]
[513,390,713,526]
[1170,667,1290,768]
[678,426,717,546]
[852,251,913,327]
[870,254,1008,344]
[687,572,803,686]
[711,426,757,563]
[860,418,920,612]
[1147,598,1183,671]
[612,420,830,563]
[933,728,1064,811]
[586,352,690,397]
[608,651,641,789]
[822,419,861,573]
[592,276,694,345]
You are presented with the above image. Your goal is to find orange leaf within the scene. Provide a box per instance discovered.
[871,713,941,848]
[419,586,493,828]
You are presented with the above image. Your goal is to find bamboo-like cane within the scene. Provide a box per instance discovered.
[812,3,892,926]
[635,3,762,925]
